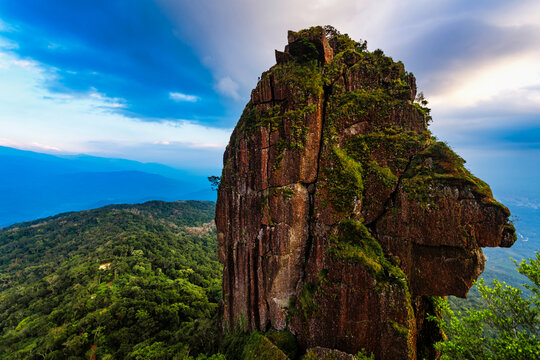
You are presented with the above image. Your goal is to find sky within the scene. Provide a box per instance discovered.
[0,0,539,205]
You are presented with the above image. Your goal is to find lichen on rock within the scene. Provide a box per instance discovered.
[216,25,516,359]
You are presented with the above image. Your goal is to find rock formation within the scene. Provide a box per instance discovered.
[216,26,516,359]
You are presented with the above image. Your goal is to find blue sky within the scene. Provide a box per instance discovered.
[0,0,539,205]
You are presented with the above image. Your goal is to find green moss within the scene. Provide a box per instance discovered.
[272,104,316,171]
[293,26,325,42]
[267,63,322,171]
[401,141,510,214]
[323,51,349,86]
[222,331,291,360]
[322,146,364,215]
[281,188,294,199]
[269,187,295,200]
[237,103,283,137]
[344,126,429,169]
[328,219,383,273]
[354,349,376,360]
[328,219,408,290]
[412,102,432,124]
[328,32,359,53]
[273,61,324,102]
[234,61,323,160]
[339,126,429,207]
[284,106,314,149]
[366,160,398,188]
[303,348,374,360]
[389,320,410,338]
[265,330,298,359]
[302,350,338,360]
[240,333,289,360]
[221,329,251,360]
[298,281,319,320]
[326,88,393,127]
[389,78,412,100]
[325,47,410,97]
[292,269,330,321]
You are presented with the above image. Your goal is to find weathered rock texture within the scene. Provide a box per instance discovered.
[216,26,516,359]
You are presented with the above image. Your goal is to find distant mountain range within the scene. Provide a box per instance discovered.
[0,146,216,226]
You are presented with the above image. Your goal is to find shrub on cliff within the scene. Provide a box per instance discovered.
[432,253,540,359]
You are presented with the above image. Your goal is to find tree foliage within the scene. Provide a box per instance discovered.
[0,201,222,359]
[208,176,221,191]
[432,253,540,360]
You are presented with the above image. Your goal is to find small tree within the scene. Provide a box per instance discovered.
[432,253,540,360]
[208,176,221,191]
[415,91,429,107]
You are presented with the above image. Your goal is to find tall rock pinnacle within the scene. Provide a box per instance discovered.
[216,26,516,359]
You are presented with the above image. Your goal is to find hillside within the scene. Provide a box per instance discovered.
[0,201,221,359]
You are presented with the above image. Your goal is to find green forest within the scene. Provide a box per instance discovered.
[0,201,223,359]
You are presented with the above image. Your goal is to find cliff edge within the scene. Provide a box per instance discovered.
[216,26,516,360]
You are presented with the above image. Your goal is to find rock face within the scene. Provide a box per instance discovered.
[216,26,516,359]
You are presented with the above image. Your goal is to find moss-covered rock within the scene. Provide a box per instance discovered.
[241,333,290,360]
[217,25,516,360]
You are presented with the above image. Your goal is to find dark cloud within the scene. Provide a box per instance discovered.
[0,0,230,124]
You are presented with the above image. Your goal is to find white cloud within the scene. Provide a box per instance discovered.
[29,142,62,152]
[88,88,127,109]
[215,76,240,100]
[158,0,540,140]
[488,0,540,28]
[169,91,199,102]
[0,49,232,169]
[504,197,540,210]
[430,51,540,107]
[0,36,18,51]
[12,58,38,69]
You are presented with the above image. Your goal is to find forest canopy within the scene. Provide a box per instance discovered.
[0,201,221,359]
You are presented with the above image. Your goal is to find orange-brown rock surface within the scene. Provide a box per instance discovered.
[216,26,516,360]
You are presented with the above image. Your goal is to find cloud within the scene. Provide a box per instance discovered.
[0,1,223,123]
[0,48,232,170]
[2,0,540,175]
[157,0,540,132]
[215,76,240,100]
[12,58,37,68]
[505,197,540,210]
[169,92,199,102]
[4,0,539,129]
